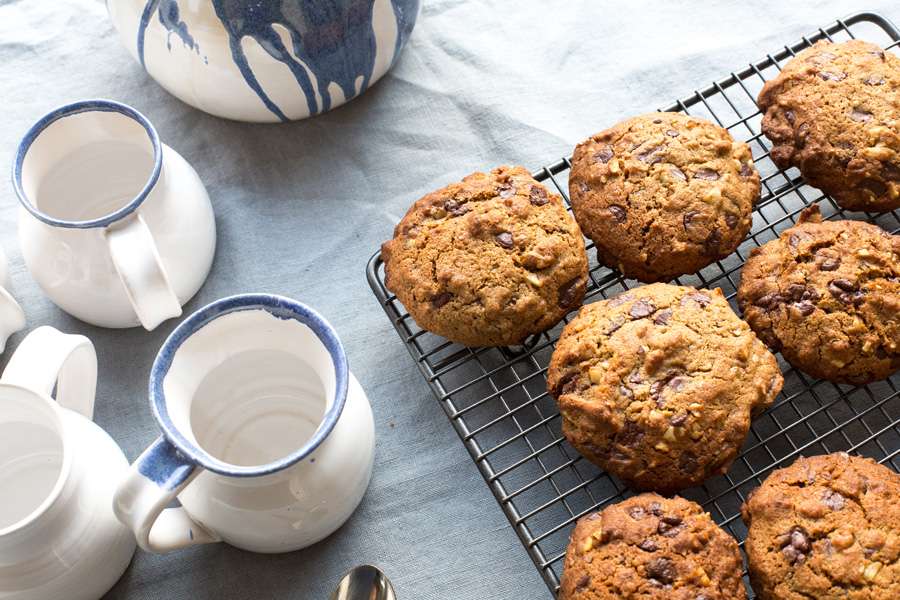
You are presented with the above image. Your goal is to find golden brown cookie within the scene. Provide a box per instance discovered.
[547,283,782,492]
[737,205,899,384]
[560,493,747,600]
[569,112,760,282]
[381,166,588,347]
[758,39,900,212]
[742,453,900,600]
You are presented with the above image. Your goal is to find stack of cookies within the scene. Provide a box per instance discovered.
[382,38,900,599]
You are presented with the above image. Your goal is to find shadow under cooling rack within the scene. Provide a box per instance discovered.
[367,11,900,598]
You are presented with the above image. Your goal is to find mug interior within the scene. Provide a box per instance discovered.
[0,385,68,533]
[15,101,160,228]
[158,299,344,472]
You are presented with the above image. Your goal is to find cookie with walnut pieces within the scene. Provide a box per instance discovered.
[758,39,900,212]
[742,452,900,600]
[738,205,899,384]
[548,283,782,492]
[381,165,588,347]
[560,493,747,600]
[569,112,760,282]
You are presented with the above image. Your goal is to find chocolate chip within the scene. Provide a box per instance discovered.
[683,210,701,230]
[831,278,857,292]
[628,506,647,520]
[646,557,677,585]
[797,122,810,144]
[608,293,632,307]
[529,186,549,206]
[828,279,862,305]
[617,420,644,449]
[657,516,683,537]
[740,162,754,177]
[779,526,811,565]
[786,283,807,301]
[497,183,515,199]
[670,413,688,426]
[819,258,840,271]
[864,75,886,86]
[652,118,663,124]
[594,146,614,164]
[863,178,888,197]
[495,232,513,248]
[575,574,591,590]
[650,373,684,407]
[636,144,664,163]
[871,49,887,60]
[653,309,672,325]
[661,515,682,526]
[665,129,679,137]
[819,71,847,81]
[648,502,663,516]
[606,316,626,334]
[789,233,806,248]
[883,162,900,182]
[432,292,452,308]
[628,370,643,384]
[785,109,796,124]
[618,384,634,400]
[638,539,658,552]
[555,372,580,396]
[608,205,627,223]
[850,108,873,122]
[794,300,815,316]
[755,292,783,311]
[669,166,687,180]
[444,199,470,217]
[558,277,583,309]
[629,299,656,319]
[404,224,420,238]
[684,292,711,308]
[822,489,845,510]
[703,229,722,256]
[725,213,739,229]
[693,168,720,181]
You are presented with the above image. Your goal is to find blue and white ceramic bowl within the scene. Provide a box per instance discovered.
[107,0,420,122]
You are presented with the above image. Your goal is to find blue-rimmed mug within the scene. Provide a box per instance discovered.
[113,294,375,554]
[13,99,216,331]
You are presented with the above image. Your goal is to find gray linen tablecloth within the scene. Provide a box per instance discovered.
[0,1,897,598]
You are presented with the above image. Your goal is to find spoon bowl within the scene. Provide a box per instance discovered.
[330,565,396,600]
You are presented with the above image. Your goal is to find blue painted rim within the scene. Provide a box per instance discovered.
[149,294,350,477]
[12,99,162,229]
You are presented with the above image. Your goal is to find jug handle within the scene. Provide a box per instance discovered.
[1,326,96,418]
[114,436,220,553]
[104,213,182,331]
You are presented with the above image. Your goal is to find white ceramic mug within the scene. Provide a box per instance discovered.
[0,327,135,600]
[12,99,216,331]
[0,247,25,353]
[114,294,375,554]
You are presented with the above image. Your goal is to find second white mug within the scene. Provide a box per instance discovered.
[12,99,216,331]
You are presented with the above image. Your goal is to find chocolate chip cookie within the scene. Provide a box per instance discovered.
[569,112,760,283]
[548,283,782,492]
[738,205,899,384]
[560,493,747,600]
[381,166,588,347]
[742,453,900,600]
[758,39,900,212]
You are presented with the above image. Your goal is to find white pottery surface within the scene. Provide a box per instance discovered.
[0,1,896,599]
[0,330,135,600]
[107,0,420,122]
[16,107,216,330]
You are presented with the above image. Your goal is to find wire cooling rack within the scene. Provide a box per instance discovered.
[367,12,900,598]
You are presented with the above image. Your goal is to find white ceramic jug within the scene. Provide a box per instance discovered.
[0,247,25,353]
[13,99,216,331]
[0,327,136,600]
[114,294,375,554]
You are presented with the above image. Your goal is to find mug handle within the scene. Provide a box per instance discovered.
[1,326,96,418]
[114,437,220,553]
[104,213,182,331]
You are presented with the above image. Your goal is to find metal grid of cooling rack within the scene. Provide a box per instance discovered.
[366,12,900,598]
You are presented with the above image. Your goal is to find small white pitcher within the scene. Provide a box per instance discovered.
[0,247,25,353]
[12,100,216,331]
[114,294,375,554]
[0,327,136,600]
